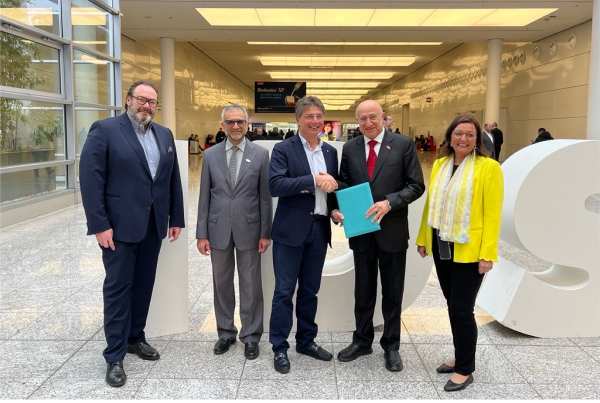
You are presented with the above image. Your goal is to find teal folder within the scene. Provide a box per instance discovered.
[335,182,381,238]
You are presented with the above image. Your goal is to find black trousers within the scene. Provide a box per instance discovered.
[352,235,407,352]
[431,229,484,375]
[101,208,162,363]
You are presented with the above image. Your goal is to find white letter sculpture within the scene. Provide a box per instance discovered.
[477,140,600,337]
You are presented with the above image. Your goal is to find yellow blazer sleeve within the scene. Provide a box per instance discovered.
[479,160,504,262]
[416,158,442,248]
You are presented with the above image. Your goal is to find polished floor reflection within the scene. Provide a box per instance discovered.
[0,150,598,399]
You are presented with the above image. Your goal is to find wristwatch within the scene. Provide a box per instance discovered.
[386,199,391,212]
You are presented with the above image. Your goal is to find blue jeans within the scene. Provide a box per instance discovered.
[269,218,328,353]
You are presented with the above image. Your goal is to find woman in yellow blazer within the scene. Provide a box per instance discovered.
[416,114,503,392]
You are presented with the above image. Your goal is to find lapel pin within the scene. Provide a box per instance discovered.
[168,146,173,152]
[386,145,391,150]
[246,158,251,163]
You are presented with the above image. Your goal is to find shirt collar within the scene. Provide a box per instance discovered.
[299,132,322,151]
[367,128,386,144]
[225,137,246,152]
[127,111,153,133]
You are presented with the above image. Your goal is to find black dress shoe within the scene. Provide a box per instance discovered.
[127,341,160,360]
[384,351,403,372]
[274,352,290,374]
[296,343,333,361]
[105,361,126,387]
[436,363,455,373]
[337,343,373,362]
[244,342,259,360]
[444,374,474,392]
[214,338,236,355]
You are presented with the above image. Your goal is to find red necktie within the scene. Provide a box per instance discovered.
[367,140,378,179]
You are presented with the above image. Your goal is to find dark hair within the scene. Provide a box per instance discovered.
[438,114,490,159]
[538,127,546,133]
[124,80,159,111]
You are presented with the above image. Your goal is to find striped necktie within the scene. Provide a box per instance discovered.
[229,145,238,188]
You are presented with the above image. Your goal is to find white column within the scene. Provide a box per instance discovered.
[160,37,177,136]
[485,38,503,125]
[587,0,600,140]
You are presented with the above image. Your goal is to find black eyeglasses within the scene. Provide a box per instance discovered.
[131,95,158,108]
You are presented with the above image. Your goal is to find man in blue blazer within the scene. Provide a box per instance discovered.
[80,81,185,387]
[268,96,343,374]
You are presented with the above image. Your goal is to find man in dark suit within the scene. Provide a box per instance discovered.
[383,113,394,132]
[216,128,226,143]
[251,127,267,141]
[482,123,496,160]
[268,96,341,374]
[80,81,185,388]
[332,100,425,372]
[196,105,272,360]
[491,122,503,161]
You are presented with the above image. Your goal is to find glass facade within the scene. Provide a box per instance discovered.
[0,31,61,94]
[0,100,66,166]
[74,49,112,105]
[72,0,112,55]
[0,0,61,36]
[0,0,121,207]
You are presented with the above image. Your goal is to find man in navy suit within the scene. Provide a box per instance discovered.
[268,96,342,374]
[80,81,185,387]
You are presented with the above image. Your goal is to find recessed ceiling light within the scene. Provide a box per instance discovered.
[305,89,369,95]
[307,81,380,88]
[260,56,415,67]
[249,42,442,45]
[270,71,393,79]
[198,8,557,27]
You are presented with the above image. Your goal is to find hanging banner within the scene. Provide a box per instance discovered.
[255,81,306,113]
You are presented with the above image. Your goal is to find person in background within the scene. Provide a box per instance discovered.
[534,128,554,143]
[205,134,215,148]
[482,123,496,160]
[252,128,267,141]
[416,114,503,392]
[285,129,294,139]
[383,114,394,131]
[216,128,226,143]
[491,122,503,161]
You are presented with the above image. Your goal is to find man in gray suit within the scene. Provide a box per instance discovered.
[482,123,496,160]
[196,104,272,360]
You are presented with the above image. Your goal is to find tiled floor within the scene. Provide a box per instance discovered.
[1,151,599,399]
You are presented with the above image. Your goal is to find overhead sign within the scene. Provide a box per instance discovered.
[255,81,306,113]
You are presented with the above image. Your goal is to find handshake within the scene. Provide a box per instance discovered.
[315,172,338,193]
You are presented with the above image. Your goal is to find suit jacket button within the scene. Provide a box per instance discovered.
[310,212,314,215]
[147,207,151,211]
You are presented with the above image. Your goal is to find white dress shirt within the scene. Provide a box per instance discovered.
[364,128,386,160]
[299,134,328,216]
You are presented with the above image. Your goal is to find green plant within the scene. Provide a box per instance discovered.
[0,0,48,152]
